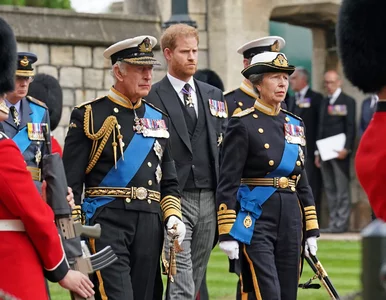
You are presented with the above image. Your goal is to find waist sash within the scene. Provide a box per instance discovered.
[230,114,300,244]
[82,104,162,222]
[13,101,46,154]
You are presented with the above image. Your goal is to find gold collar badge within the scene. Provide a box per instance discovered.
[20,56,29,67]
[138,37,152,53]
[272,54,288,67]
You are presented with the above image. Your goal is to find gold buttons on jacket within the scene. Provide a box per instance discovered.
[253,114,258,119]
[291,175,297,180]
[269,160,274,166]
[264,143,270,149]
[238,102,243,107]
[148,162,152,167]
[296,161,301,166]
[125,198,131,203]
[148,180,153,186]
[258,128,264,134]
[291,187,296,192]
[114,108,119,113]
[285,117,290,122]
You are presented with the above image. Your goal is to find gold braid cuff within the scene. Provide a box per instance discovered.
[304,206,319,231]
[161,195,182,221]
[83,104,124,174]
[217,203,236,235]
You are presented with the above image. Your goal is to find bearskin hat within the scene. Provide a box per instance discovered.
[28,74,63,131]
[337,0,386,93]
[0,18,17,95]
[194,69,225,91]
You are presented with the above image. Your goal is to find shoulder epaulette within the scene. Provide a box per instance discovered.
[75,96,105,109]
[0,131,9,141]
[281,108,303,122]
[26,96,47,109]
[142,99,168,117]
[232,107,255,118]
[223,89,236,96]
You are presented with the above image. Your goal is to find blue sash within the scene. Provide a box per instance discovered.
[13,101,46,154]
[82,104,162,222]
[229,114,300,244]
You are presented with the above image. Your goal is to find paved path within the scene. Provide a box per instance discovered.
[319,232,361,241]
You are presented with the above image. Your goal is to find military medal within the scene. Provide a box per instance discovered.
[243,214,252,228]
[133,116,143,134]
[217,133,223,147]
[209,99,227,118]
[182,85,194,107]
[155,164,162,184]
[284,123,305,146]
[35,147,42,166]
[153,140,163,160]
[139,118,170,138]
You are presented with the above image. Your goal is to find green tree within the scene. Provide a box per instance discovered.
[0,0,71,9]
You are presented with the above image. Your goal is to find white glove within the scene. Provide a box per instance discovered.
[219,240,239,260]
[166,216,186,246]
[305,236,318,257]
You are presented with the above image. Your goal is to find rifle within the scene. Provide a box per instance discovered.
[42,126,117,300]
[299,255,340,299]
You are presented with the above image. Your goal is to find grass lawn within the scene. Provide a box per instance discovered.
[49,240,361,299]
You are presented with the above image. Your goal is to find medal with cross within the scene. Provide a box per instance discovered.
[181,85,194,107]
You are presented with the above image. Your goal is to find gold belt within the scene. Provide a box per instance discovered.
[26,166,41,181]
[241,177,297,191]
[85,187,161,202]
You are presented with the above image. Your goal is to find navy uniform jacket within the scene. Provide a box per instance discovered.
[62,87,182,222]
[217,100,319,241]
[2,96,50,193]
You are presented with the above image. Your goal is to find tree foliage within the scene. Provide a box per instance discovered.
[0,0,71,9]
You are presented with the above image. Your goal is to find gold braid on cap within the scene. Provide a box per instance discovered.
[83,104,123,174]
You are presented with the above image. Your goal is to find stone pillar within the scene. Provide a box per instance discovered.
[207,0,272,90]
[124,0,158,15]
[311,27,327,94]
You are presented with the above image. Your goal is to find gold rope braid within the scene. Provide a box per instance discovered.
[83,104,119,174]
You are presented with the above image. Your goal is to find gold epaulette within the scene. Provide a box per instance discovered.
[26,96,47,109]
[217,204,236,235]
[75,96,105,109]
[281,108,303,122]
[304,206,319,231]
[142,99,168,117]
[232,107,255,118]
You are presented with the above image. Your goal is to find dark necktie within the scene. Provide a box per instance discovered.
[182,83,197,122]
[10,106,20,127]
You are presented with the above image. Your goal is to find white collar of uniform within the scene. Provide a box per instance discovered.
[329,87,342,103]
[4,98,21,113]
[167,72,196,94]
[299,85,309,98]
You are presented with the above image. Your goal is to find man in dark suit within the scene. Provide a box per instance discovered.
[225,36,286,117]
[359,94,377,137]
[288,67,323,220]
[315,70,356,233]
[146,24,228,299]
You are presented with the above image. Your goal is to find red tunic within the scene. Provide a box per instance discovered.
[51,135,63,157]
[355,103,386,221]
[0,137,68,299]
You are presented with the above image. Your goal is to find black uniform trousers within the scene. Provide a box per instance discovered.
[90,206,163,300]
[241,190,302,300]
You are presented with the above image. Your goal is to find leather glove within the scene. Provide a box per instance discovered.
[305,236,318,257]
[166,216,186,246]
[219,240,239,260]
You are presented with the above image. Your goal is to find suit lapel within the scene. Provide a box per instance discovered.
[194,79,217,158]
[157,77,192,152]
[4,108,17,129]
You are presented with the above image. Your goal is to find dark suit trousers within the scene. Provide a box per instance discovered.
[305,155,322,221]
[242,191,302,300]
[91,207,163,300]
[320,158,351,230]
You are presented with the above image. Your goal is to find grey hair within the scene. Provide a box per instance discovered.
[295,67,310,83]
[110,61,127,83]
[249,74,265,97]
